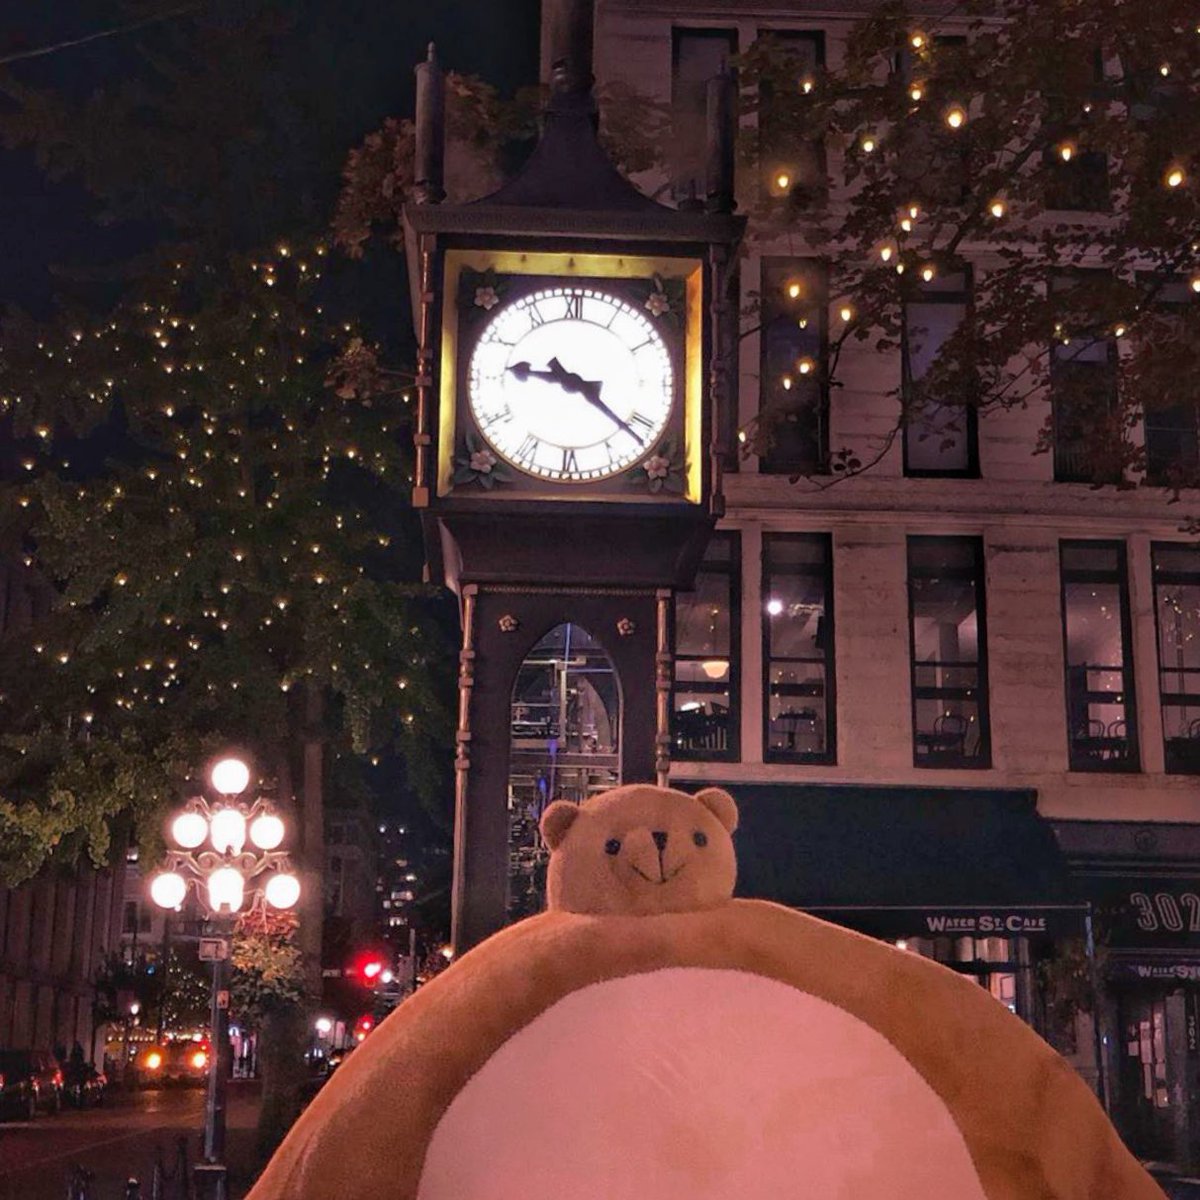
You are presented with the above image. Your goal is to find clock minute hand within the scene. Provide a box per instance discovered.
[579,380,643,444]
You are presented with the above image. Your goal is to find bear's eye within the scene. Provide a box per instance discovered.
[693,830,708,848]
[604,838,621,856]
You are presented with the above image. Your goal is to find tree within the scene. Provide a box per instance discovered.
[0,239,450,1149]
[336,2,1200,490]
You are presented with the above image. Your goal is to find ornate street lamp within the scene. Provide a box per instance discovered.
[148,754,300,1196]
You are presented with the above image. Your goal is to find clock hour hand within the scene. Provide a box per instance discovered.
[508,361,643,443]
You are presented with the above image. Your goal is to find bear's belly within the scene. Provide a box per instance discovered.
[417,967,988,1200]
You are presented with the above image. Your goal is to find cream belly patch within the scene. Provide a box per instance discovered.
[418,967,988,1200]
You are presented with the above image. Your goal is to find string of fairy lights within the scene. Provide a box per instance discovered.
[0,234,430,757]
[750,23,1200,444]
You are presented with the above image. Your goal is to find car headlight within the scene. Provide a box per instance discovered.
[145,1051,163,1070]
[191,1052,207,1069]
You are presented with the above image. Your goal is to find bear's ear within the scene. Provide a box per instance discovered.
[695,787,738,834]
[540,800,582,850]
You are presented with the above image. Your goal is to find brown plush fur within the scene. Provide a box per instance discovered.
[248,785,1164,1200]
[542,783,738,915]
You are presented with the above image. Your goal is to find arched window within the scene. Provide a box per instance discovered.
[507,624,621,919]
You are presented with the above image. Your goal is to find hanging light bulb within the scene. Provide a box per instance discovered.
[781,375,793,391]
[1165,165,1186,189]
[700,660,729,680]
[775,171,792,191]
[800,77,814,94]
[1058,142,1076,162]
[910,31,926,50]
[150,872,187,910]
[249,812,285,851]
[879,243,894,263]
[989,198,1007,219]
[264,872,301,909]
[796,356,816,375]
[1190,274,1200,294]
[787,281,803,299]
[207,866,245,913]
[861,135,877,153]
[921,264,937,282]
[209,808,247,855]
[944,104,966,130]
[171,810,208,849]
[839,304,855,322]
[909,82,924,102]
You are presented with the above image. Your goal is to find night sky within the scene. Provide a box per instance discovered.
[0,0,540,312]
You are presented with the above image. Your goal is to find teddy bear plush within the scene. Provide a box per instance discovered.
[247,782,1164,1200]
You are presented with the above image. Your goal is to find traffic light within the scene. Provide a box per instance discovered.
[361,959,383,983]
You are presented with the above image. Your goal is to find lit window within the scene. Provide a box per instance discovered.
[1060,542,1138,771]
[908,537,990,767]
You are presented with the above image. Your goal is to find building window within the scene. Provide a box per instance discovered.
[673,532,740,760]
[1050,274,1119,484]
[892,37,968,206]
[122,901,139,936]
[763,534,835,763]
[1060,541,1139,771]
[671,28,736,204]
[1152,544,1200,773]
[903,268,977,476]
[1142,277,1198,486]
[908,536,991,767]
[1043,52,1109,211]
[756,30,825,202]
[759,258,827,474]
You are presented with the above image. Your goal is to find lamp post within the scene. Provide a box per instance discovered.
[148,754,300,1199]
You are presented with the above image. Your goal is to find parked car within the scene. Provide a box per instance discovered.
[63,1060,107,1108]
[0,1049,64,1119]
[134,1042,209,1088]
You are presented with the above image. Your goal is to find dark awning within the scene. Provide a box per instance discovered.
[718,783,1088,938]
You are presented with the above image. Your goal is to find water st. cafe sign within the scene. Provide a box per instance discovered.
[805,905,1088,940]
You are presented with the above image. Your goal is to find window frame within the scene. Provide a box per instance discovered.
[1151,542,1200,775]
[1049,272,1120,484]
[906,535,992,769]
[671,530,741,763]
[671,26,738,205]
[761,532,837,765]
[755,28,827,202]
[901,266,979,478]
[758,256,829,476]
[1058,539,1140,773]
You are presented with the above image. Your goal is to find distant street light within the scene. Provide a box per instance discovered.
[148,754,299,1200]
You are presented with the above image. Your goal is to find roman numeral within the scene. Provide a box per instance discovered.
[603,440,617,465]
[561,448,579,475]
[564,294,582,320]
[516,434,540,463]
[479,407,512,430]
[528,303,546,327]
[628,412,655,434]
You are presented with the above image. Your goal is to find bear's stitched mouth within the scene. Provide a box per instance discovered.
[631,862,686,886]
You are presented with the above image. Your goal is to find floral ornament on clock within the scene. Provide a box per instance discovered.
[458,266,507,313]
[643,273,686,327]
[637,439,686,494]
[452,429,513,489]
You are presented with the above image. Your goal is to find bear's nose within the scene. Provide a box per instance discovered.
[652,830,668,852]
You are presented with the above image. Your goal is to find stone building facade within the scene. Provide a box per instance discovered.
[584,0,1200,1172]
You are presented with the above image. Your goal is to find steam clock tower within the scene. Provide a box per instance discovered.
[404,0,743,950]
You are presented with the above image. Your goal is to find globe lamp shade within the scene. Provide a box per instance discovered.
[207,865,246,913]
[210,756,251,796]
[209,808,247,855]
[264,872,301,910]
[150,871,188,910]
[249,812,285,851]
[171,810,208,850]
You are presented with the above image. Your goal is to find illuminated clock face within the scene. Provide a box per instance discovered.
[467,285,675,482]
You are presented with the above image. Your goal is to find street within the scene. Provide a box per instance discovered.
[0,1084,261,1200]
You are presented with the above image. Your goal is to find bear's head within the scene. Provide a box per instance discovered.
[539,783,738,916]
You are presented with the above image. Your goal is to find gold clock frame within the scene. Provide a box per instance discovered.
[437,248,704,504]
